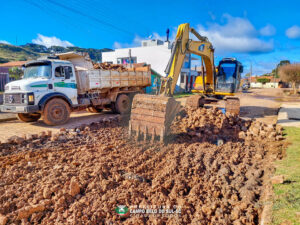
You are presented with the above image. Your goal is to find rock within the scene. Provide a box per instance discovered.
[51,133,59,141]
[7,135,18,144]
[18,204,45,219]
[26,134,34,140]
[276,135,284,141]
[39,131,46,138]
[58,135,67,141]
[75,128,81,133]
[15,137,25,144]
[271,175,284,184]
[69,178,80,197]
[27,143,34,148]
[47,130,52,137]
[32,134,38,139]
[43,187,52,199]
[238,131,246,139]
[0,214,7,225]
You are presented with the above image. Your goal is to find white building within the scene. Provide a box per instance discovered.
[102,39,199,93]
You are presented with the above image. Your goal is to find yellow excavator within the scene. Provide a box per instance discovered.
[129,23,242,142]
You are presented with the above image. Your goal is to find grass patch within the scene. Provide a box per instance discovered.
[272,127,300,225]
[173,93,195,98]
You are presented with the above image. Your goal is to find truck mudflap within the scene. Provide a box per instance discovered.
[129,94,181,142]
[0,105,39,113]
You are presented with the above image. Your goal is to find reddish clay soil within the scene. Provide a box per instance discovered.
[0,108,285,224]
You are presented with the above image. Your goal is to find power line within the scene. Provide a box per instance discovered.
[23,0,126,45]
[44,0,134,36]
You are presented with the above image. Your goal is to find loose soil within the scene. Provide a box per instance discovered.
[0,107,286,224]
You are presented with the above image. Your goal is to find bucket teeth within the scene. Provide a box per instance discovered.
[129,94,181,142]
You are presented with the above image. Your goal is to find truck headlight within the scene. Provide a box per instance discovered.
[28,93,34,105]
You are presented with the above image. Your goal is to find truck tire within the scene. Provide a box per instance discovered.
[115,94,131,114]
[86,107,103,113]
[43,98,71,126]
[17,113,41,122]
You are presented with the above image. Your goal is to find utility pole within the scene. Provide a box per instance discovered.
[250,61,252,87]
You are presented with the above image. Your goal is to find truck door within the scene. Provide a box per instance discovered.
[53,64,78,104]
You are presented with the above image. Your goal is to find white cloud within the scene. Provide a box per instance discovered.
[32,34,74,48]
[196,14,274,54]
[113,35,144,49]
[0,40,11,45]
[286,25,300,39]
[260,24,276,36]
[113,28,178,49]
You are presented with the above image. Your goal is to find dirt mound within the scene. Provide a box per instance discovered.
[0,108,285,224]
[172,106,284,144]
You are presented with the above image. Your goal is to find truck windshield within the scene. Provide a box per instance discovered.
[23,65,52,79]
[218,63,237,82]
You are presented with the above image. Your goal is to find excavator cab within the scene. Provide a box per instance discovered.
[215,58,243,94]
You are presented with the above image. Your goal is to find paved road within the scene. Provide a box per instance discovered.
[0,111,119,142]
[277,102,300,127]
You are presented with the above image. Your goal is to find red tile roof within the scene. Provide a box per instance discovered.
[0,61,28,67]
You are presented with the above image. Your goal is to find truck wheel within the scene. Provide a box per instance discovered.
[115,94,131,114]
[86,107,103,113]
[43,98,71,125]
[17,113,41,122]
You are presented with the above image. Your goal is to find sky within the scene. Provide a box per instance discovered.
[1,0,300,75]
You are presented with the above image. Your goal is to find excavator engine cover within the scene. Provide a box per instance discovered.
[129,94,181,142]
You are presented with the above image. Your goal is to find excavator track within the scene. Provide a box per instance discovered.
[129,94,181,142]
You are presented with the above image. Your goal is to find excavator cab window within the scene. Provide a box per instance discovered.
[215,61,238,93]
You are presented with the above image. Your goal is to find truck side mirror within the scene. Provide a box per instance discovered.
[65,72,70,80]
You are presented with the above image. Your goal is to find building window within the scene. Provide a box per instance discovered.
[117,57,137,65]
[180,75,185,84]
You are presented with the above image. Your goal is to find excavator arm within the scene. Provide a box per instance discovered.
[163,23,215,96]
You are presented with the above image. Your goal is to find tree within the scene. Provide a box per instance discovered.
[275,60,291,78]
[9,67,23,80]
[257,78,270,84]
[279,64,300,94]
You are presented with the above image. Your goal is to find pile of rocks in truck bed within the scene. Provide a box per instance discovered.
[172,106,284,144]
[93,62,128,72]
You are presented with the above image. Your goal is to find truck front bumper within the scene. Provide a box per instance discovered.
[0,105,39,113]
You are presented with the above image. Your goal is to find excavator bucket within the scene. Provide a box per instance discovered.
[129,94,181,142]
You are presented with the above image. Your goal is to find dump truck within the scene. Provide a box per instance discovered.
[1,52,151,125]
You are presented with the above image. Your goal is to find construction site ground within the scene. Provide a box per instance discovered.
[0,88,292,224]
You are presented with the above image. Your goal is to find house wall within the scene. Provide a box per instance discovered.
[250,82,278,88]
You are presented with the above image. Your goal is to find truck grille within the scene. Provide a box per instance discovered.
[4,93,24,105]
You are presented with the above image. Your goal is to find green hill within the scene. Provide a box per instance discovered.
[0,43,112,63]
